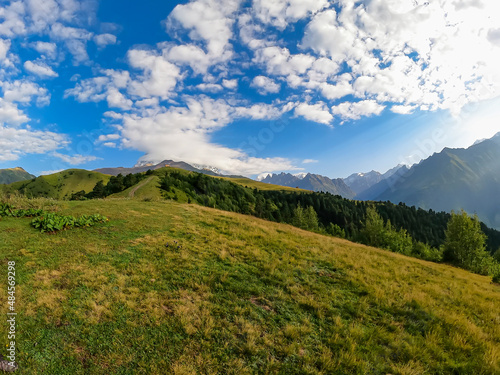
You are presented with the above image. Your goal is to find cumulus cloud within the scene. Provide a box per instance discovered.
[1,80,50,106]
[127,49,181,99]
[166,0,242,60]
[94,33,117,48]
[52,152,99,165]
[252,0,329,29]
[294,102,333,125]
[331,100,385,121]
[222,79,238,89]
[0,98,29,125]
[116,96,295,175]
[0,125,68,161]
[251,75,280,95]
[32,41,57,59]
[391,104,417,115]
[24,60,58,77]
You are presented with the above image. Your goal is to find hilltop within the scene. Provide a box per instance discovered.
[0,196,498,374]
[1,169,111,199]
[0,167,35,185]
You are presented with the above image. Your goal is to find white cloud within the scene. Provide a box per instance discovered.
[294,102,333,125]
[254,46,315,76]
[165,44,212,75]
[222,79,238,89]
[251,75,280,95]
[24,60,58,77]
[252,0,329,29]
[302,159,318,164]
[0,99,28,125]
[94,33,117,48]
[32,41,57,59]
[50,23,93,64]
[0,2,26,37]
[331,100,385,121]
[166,0,242,59]
[106,87,132,110]
[52,152,98,165]
[127,49,181,99]
[1,80,50,106]
[102,142,117,148]
[0,39,11,60]
[117,96,295,175]
[391,105,417,115]
[97,134,120,142]
[196,83,223,93]
[0,124,68,160]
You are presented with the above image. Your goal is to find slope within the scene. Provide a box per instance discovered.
[1,169,111,199]
[376,136,500,229]
[0,167,35,185]
[0,197,498,374]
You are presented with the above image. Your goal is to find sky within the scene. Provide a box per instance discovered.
[0,0,500,178]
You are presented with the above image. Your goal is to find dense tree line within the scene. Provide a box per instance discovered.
[157,170,500,254]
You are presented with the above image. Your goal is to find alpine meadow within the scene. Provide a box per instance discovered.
[1,0,500,374]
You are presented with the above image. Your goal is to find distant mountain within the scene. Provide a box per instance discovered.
[356,165,411,200]
[0,167,35,184]
[344,170,383,195]
[95,160,220,177]
[260,172,355,199]
[372,134,500,229]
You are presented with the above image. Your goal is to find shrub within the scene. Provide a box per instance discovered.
[31,213,108,233]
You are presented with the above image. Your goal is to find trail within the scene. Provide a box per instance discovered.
[128,176,155,198]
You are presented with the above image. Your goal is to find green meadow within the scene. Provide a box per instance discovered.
[0,195,498,374]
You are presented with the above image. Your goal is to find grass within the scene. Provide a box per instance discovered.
[109,176,163,200]
[0,197,499,374]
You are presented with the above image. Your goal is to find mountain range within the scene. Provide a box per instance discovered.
[372,134,500,229]
[94,160,221,177]
[259,172,356,198]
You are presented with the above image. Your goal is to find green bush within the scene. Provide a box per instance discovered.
[31,213,108,233]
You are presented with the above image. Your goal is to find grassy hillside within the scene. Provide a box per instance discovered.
[1,169,111,199]
[108,176,163,200]
[0,197,499,374]
[0,167,35,185]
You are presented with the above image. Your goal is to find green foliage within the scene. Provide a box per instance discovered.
[0,202,44,218]
[493,271,500,284]
[81,172,148,200]
[411,242,443,262]
[1,200,107,233]
[360,207,414,255]
[360,206,386,247]
[443,210,494,275]
[326,223,346,238]
[31,213,108,233]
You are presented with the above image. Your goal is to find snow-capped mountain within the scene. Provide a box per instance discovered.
[260,172,355,199]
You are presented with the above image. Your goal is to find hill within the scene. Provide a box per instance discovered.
[1,169,111,199]
[0,197,498,374]
[374,134,500,229]
[95,159,220,176]
[260,172,355,198]
[0,167,35,184]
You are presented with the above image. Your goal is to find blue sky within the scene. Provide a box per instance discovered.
[1,0,500,178]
